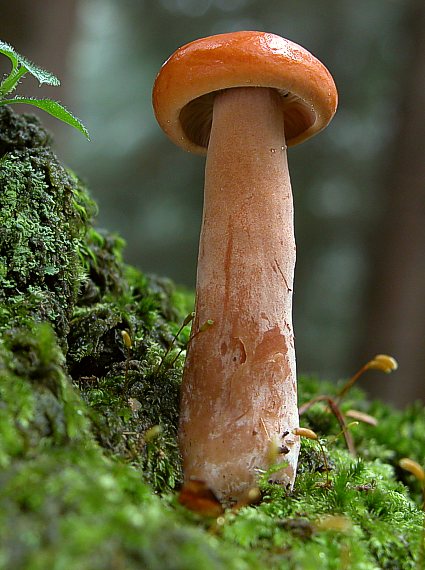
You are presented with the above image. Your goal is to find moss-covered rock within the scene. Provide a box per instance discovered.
[0,106,424,569]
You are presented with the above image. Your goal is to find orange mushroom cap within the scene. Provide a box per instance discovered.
[152,31,338,155]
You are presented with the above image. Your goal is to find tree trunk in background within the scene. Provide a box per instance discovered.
[0,0,78,148]
[363,0,425,406]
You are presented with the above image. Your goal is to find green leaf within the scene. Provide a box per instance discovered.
[0,41,22,96]
[17,55,60,87]
[0,41,18,70]
[0,40,88,139]
[0,40,59,87]
[0,97,90,140]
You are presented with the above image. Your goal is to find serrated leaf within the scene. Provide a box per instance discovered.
[0,40,59,86]
[17,55,60,87]
[0,97,90,140]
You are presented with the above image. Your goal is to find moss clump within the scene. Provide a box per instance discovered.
[0,106,96,342]
[0,106,424,569]
[66,229,191,491]
[0,325,258,570]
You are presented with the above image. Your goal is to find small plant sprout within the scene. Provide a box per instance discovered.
[121,329,133,392]
[192,318,214,337]
[154,312,198,375]
[121,330,132,350]
[299,356,397,456]
[336,354,398,403]
[327,421,359,448]
[165,317,214,372]
[400,458,425,484]
[344,409,378,427]
[293,427,331,487]
[0,40,89,139]
[293,427,318,441]
[299,395,356,455]
[399,458,425,568]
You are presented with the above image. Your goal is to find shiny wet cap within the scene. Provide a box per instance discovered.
[153,31,338,155]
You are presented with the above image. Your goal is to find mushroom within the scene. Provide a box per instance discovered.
[153,31,337,503]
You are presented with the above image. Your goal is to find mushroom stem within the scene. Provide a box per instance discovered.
[179,87,300,502]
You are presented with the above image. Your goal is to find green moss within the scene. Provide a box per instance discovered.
[0,105,424,569]
[0,106,96,342]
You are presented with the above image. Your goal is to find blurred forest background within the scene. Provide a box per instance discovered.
[1,0,424,406]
